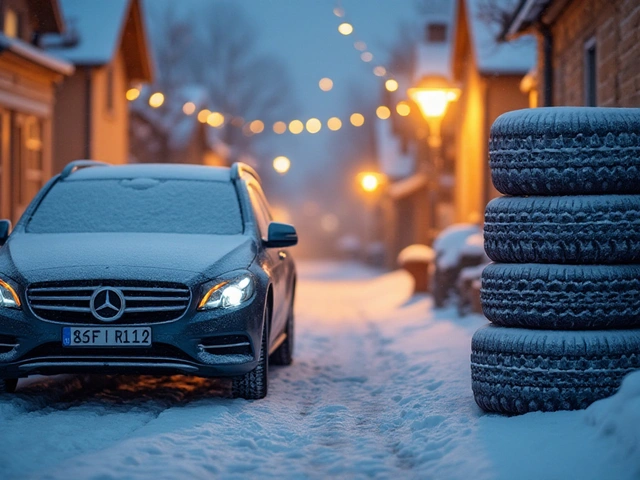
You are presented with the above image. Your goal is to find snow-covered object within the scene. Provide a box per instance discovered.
[397,244,435,265]
[484,195,640,264]
[460,233,486,258]
[490,107,640,195]
[471,324,640,414]
[587,370,640,470]
[464,0,536,74]
[433,223,481,269]
[482,263,640,329]
[459,263,485,282]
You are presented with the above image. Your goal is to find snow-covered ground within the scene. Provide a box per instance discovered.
[0,261,638,480]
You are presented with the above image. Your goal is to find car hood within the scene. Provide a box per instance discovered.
[0,233,257,285]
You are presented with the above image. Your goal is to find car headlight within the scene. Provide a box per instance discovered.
[198,274,255,310]
[0,279,20,309]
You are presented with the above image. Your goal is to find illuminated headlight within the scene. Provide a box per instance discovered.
[0,279,20,309]
[198,274,255,310]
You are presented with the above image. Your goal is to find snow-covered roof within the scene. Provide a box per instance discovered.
[503,0,551,38]
[42,0,130,65]
[463,0,536,75]
[0,33,73,75]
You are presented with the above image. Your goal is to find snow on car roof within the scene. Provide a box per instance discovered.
[64,164,233,182]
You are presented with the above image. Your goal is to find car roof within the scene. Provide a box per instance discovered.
[63,163,233,182]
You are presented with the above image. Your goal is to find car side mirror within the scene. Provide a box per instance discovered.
[0,220,11,247]
[264,222,298,248]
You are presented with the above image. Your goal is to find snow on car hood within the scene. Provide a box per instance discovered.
[0,233,257,285]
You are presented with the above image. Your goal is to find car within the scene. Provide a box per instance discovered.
[0,160,297,399]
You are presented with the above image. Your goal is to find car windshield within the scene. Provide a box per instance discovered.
[26,178,243,235]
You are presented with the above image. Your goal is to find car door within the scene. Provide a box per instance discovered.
[247,183,288,340]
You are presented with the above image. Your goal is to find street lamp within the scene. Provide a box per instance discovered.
[356,171,387,264]
[407,75,460,242]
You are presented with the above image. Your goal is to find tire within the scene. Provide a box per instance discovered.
[484,195,640,264]
[0,378,17,393]
[232,307,269,400]
[471,325,640,414]
[481,263,640,329]
[270,303,294,366]
[490,107,640,196]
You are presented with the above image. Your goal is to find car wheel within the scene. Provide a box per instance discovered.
[489,107,640,196]
[270,302,294,366]
[0,378,17,394]
[484,195,640,264]
[471,325,640,414]
[481,263,640,329]
[231,306,269,400]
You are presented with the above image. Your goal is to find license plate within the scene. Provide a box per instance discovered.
[62,327,151,347]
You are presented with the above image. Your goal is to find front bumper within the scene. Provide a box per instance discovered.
[0,293,266,379]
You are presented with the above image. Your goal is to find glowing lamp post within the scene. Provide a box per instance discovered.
[407,75,460,242]
[356,171,387,264]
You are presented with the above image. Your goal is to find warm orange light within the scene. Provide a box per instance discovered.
[0,279,20,307]
[148,92,164,108]
[361,52,373,62]
[207,112,225,128]
[198,281,228,309]
[289,120,304,134]
[319,78,334,92]
[273,121,287,134]
[182,102,196,115]
[376,106,391,120]
[408,76,461,120]
[396,101,411,117]
[327,117,342,131]
[197,109,211,123]
[126,88,140,101]
[306,118,322,134]
[249,120,265,134]
[338,23,353,35]
[273,156,291,174]
[385,79,399,92]
[354,41,367,51]
[350,113,365,127]
[373,66,386,77]
[360,173,380,193]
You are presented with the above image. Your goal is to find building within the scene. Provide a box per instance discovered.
[42,0,153,173]
[450,0,535,225]
[0,0,73,221]
[501,0,640,107]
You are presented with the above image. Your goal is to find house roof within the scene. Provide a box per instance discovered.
[41,0,152,81]
[27,0,65,33]
[501,0,551,38]
[0,33,73,75]
[455,0,536,75]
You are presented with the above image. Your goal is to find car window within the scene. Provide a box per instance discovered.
[247,184,270,238]
[27,178,243,235]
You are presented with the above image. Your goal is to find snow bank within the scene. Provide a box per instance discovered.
[397,244,435,265]
[433,224,481,269]
[586,370,640,473]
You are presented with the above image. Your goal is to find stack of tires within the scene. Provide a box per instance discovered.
[471,107,640,414]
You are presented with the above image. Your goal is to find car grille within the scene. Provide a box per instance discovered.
[27,281,191,324]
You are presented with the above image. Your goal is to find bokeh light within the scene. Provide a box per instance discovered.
[207,112,225,128]
[373,66,387,77]
[385,79,399,92]
[249,120,265,134]
[333,6,344,17]
[289,120,304,134]
[396,101,411,117]
[148,92,164,108]
[126,88,140,101]
[361,52,373,62]
[319,78,334,92]
[338,23,353,35]
[354,41,367,51]
[306,118,322,134]
[327,117,342,131]
[361,174,379,192]
[273,121,287,134]
[197,109,211,123]
[350,113,365,127]
[182,102,196,115]
[376,106,391,120]
[273,156,291,175]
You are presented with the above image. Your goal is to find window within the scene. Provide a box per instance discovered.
[426,23,447,43]
[247,184,272,238]
[3,8,17,38]
[584,37,597,106]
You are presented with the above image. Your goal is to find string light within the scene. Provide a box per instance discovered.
[319,78,334,92]
[148,92,164,108]
[350,113,365,127]
[338,23,353,35]
[273,156,291,174]
[207,112,225,128]
[126,88,140,101]
[396,101,411,117]
[327,117,342,131]
[182,102,196,115]
[376,106,391,120]
[197,109,211,123]
[250,120,265,134]
[289,120,304,134]
[306,118,322,134]
[385,79,399,92]
[273,121,287,134]
[360,52,373,62]
[373,66,386,77]
[354,41,366,51]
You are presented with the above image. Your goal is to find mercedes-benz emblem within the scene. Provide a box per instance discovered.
[90,287,126,322]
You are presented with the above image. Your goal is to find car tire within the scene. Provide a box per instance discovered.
[471,324,640,414]
[489,107,640,196]
[270,303,294,366]
[484,195,640,264]
[481,263,640,329]
[0,378,17,393]
[231,306,269,400]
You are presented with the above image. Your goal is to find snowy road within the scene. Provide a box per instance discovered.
[0,262,637,479]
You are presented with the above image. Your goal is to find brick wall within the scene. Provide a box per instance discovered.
[549,0,640,107]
